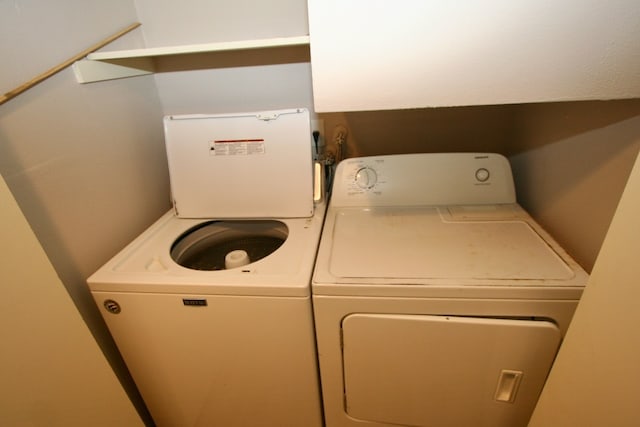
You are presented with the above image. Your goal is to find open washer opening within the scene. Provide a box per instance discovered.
[171,220,288,270]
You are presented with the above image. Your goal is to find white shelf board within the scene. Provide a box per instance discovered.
[87,35,310,60]
[74,35,310,84]
[73,57,155,83]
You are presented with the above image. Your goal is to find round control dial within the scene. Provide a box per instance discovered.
[355,167,378,189]
[475,168,490,182]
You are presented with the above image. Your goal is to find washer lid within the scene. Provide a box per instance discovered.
[164,108,314,219]
[328,207,574,281]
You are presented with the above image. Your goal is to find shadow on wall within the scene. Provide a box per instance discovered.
[153,44,311,72]
[509,99,640,272]
[508,99,640,155]
[318,104,518,160]
[318,99,640,160]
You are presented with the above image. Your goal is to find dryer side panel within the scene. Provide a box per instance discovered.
[342,314,561,427]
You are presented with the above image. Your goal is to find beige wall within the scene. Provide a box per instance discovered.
[0,174,142,426]
[318,105,517,160]
[509,100,640,271]
[529,141,640,427]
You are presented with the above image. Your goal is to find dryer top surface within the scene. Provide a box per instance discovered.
[313,204,588,298]
[313,153,588,298]
[328,205,572,281]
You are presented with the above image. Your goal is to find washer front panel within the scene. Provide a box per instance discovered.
[94,290,323,427]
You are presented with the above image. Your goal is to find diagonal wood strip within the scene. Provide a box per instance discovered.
[0,22,141,106]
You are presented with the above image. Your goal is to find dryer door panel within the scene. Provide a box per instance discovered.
[342,314,561,427]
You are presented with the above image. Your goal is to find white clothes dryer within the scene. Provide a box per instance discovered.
[312,153,588,427]
[88,109,324,427]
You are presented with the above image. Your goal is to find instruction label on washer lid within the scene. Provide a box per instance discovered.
[210,139,265,156]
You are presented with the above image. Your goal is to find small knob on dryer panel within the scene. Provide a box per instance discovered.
[475,168,490,182]
[355,167,378,189]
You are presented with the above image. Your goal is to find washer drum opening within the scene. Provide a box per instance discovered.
[170,220,288,271]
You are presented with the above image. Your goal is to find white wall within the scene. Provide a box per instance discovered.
[0,170,142,426]
[307,0,640,112]
[1,0,169,423]
[0,1,136,95]
[133,0,314,114]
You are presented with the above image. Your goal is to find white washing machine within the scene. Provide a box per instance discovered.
[88,109,324,427]
[312,153,589,427]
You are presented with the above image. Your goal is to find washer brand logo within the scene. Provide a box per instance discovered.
[183,298,207,307]
[104,299,121,314]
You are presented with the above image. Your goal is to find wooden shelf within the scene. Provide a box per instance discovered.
[73,35,310,83]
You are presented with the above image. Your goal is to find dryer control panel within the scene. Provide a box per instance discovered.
[331,153,516,207]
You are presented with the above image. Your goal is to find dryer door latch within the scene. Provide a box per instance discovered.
[494,369,523,403]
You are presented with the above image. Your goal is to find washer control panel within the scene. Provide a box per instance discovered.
[331,153,516,207]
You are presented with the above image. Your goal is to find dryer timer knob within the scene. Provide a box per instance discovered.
[355,167,378,189]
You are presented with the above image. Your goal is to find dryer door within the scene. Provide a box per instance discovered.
[342,314,561,427]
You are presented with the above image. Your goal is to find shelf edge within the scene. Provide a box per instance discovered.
[87,35,310,60]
